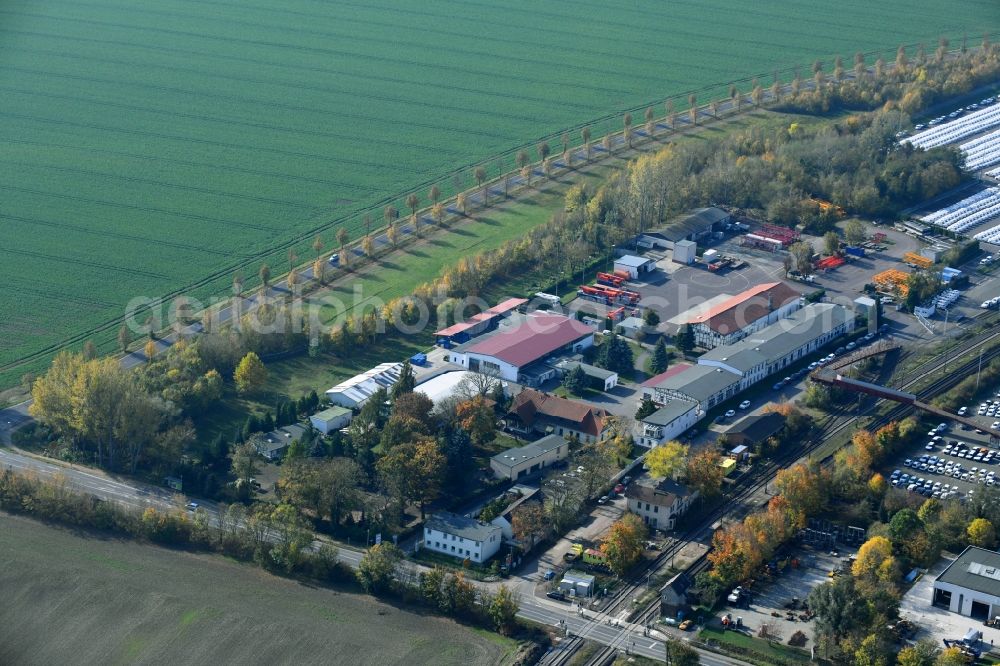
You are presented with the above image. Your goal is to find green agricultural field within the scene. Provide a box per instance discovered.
[0,513,516,665]
[0,0,995,387]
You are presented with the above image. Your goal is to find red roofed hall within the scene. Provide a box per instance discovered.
[684,282,802,348]
[505,388,610,443]
[434,297,527,344]
[451,312,595,383]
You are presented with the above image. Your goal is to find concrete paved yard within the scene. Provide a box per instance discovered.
[900,555,1000,654]
[709,547,856,649]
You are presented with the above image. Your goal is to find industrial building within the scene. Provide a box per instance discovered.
[933,546,1000,620]
[685,282,803,349]
[725,412,786,449]
[325,362,402,409]
[449,312,594,384]
[308,406,353,435]
[434,297,527,347]
[489,434,569,480]
[413,370,503,405]
[646,364,742,411]
[646,304,854,409]
[634,207,731,250]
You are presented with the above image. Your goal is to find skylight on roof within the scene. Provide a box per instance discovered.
[968,561,1000,582]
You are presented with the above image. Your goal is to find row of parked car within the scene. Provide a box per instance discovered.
[771,328,888,391]
[912,98,996,131]
[889,470,967,499]
[974,396,1000,416]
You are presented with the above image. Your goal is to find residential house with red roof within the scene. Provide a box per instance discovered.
[685,281,802,349]
[505,388,610,444]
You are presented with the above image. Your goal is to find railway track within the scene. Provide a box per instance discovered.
[542,323,1000,666]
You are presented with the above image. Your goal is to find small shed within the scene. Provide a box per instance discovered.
[551,359,618,391]
[673,240,696,264]
[617,316,645,339]
[718,458,737,477]
[309,406,353,435]
[614,255,655,279]
[559,571,596,597]
[729,444,749,461]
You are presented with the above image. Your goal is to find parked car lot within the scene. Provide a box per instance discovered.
[889,414,999,502]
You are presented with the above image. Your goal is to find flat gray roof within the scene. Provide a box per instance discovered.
[491,434,566,469]
[552,359,616,381]
[936,546,1000,598]
[643,399,698,426]
[701,303,849,368]
[615,255,653,268]
[653,364,739,403]
[700,346,767,373]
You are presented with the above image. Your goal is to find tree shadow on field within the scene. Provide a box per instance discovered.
[426,238,454,248]
[448,227,475,237]
[403,247,429,258]
[378,260,402,272]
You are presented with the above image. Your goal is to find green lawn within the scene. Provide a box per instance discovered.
[1,0,993,389]
[314,165,619,325]
[194,338,431,444]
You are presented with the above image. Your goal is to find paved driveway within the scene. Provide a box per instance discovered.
[900,556,1000,652]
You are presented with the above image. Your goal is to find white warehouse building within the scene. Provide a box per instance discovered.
[449,312,594,384]
[933,546,1000,621]
[325,362,402,409]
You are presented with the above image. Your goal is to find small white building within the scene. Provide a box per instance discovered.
[614,255,655,279]
[617,316,645,340]
[933,546,1000,621]
[490,434,569,480]
[559,571,596,597]
[309,406,353,435]
[423,511,503,564]
[325,362,402,409]
[636,399,701,448]
[673,240,696,264]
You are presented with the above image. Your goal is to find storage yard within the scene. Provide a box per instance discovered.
[909,97,1000,242]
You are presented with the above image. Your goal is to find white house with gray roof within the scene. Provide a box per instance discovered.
[422,511,503,563]
[637,399,701,448]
